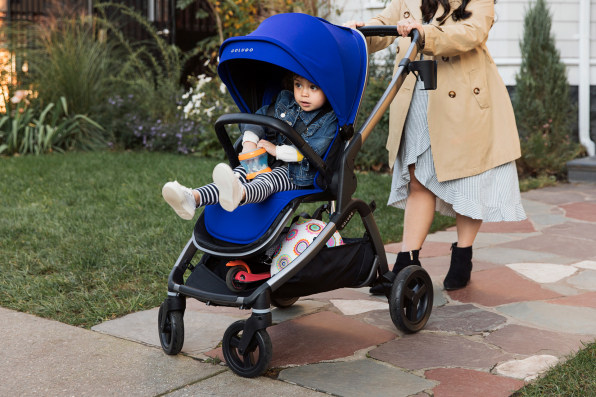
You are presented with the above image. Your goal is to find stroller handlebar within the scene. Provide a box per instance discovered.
[214,113,328,177]
[357,26,421,45]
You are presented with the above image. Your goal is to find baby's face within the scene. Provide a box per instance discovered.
[293,76,327,112]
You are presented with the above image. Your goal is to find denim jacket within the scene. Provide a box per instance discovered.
[241,90,338,186]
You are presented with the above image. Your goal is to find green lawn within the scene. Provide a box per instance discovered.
[0,150,453,327]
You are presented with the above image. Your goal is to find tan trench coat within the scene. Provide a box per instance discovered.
[366,0,521,182]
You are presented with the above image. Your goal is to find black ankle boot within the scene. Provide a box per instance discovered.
[443,242,473,290]
[370,250,421,296]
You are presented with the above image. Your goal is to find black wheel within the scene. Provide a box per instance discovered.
[158,301,184,355]
[389,265,433,333]
[226,266,247,291]
[271,296,299,308]
[222,320,273,378]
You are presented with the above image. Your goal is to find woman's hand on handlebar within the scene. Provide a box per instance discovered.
[397,18,424,39]
[343,20,365,29]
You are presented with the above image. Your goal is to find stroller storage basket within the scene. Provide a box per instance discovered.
[186,237,375,301]
[273,237,375,298]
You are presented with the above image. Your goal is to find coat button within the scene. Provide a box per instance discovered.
[442,56,449,62]
[396,46,400,54]
[473,88,480,95]
[448,91,456,98]
[404,11,410,18]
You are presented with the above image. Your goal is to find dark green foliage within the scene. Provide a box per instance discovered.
[513,0,583,178]
[354,51,395,171]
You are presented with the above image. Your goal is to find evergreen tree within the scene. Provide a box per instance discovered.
[513,0,583,178]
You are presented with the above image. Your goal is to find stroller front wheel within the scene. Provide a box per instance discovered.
[389,265,433,333]
[222,320,272,378]
[158,302,185,355]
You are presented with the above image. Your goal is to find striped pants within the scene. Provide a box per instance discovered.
[195,165,299,207]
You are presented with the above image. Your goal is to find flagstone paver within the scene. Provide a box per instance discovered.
[475,219,536,233]
[447,267,562,307]
[566,270,596,291]
[523,187,594,205]
[271,300,329,324]
[484,324,589,356]
[425,368,525,397]
[357,310,403,335]
[506,262,578,283]
[494,355,559,381]
[331,299,389,315]
[279,360,436,397]
[542,222,596,241]
[368,333,513,371]
[548,291,596,308]
[473,246,568,265]
[560,202,596,222]
[164,370,328,397]
[499,234,596,259]
[497,301,596,334]
[574,260,596,270]
[424,304,507,335]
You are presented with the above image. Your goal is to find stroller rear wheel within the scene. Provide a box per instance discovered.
[222,320,273,378]
[158,302,184,355]
[389,265,433,333]
[271,296,299,308]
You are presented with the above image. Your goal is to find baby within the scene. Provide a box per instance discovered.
[163,74,338,218]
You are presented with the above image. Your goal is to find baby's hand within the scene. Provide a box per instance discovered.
[343,20,365,29]
[257,140,277,156]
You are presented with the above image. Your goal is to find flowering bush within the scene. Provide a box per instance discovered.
[178,73,238,156]
[113,73,236,156]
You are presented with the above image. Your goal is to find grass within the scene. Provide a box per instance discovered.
[513,341,596,396]
[0,151,454,328]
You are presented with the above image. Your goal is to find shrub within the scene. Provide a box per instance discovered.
[13,10,117,149]
[0,95,103,155]
[513,0,584,179]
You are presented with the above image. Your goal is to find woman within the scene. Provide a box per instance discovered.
[345,0,526,294]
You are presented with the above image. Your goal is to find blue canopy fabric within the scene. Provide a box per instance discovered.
[218,13,368,127]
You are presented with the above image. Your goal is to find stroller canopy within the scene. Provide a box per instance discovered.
[218,13,368,127]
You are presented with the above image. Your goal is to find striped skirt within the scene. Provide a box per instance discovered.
[387,81,526,222]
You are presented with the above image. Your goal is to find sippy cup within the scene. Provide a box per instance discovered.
[238,148,272,179]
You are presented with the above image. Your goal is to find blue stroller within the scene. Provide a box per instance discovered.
[158,13,437,378]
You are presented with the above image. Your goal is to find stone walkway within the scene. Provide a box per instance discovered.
[2,183,596,396]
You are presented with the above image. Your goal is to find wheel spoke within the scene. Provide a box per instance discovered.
[229,334,242,349]
[243,351,255,368]
[403,287,416,300]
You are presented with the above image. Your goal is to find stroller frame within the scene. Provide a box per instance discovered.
[159,23,437,378]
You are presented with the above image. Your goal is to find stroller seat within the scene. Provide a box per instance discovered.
[194,187,333,255]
